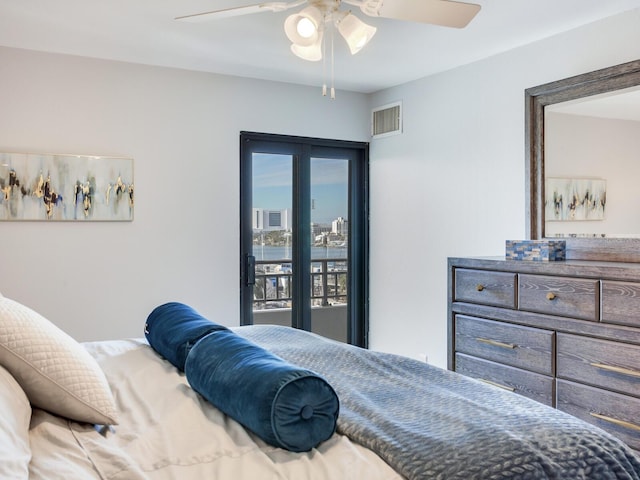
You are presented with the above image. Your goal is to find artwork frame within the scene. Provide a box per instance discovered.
[544,177,606,222]
[0,152,134,221]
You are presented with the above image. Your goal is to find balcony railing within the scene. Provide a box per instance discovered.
[253,258,347,310]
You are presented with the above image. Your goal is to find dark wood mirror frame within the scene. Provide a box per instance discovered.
[525,59,640,262]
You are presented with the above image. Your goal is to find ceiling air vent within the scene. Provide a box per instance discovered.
[372,101,402,138]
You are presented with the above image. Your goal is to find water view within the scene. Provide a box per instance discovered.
[253,244,348,261]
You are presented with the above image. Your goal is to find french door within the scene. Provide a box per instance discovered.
[240,132,368,347]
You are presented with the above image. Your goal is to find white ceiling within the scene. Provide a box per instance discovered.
[549,86,640,122]
[1,0,640,94]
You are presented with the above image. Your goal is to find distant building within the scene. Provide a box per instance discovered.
[311,222,332,238]
[253,208,292,231]
[332,216,348,235]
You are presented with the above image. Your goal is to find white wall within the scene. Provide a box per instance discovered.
[0,46,370,342]
[368,8,640,367]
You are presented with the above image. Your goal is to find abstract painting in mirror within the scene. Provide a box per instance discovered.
[545,177,606,223]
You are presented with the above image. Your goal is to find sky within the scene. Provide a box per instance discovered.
[252,153,348,224]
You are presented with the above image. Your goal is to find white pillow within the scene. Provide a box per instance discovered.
[0,364,32,478]
[0,296,118,425]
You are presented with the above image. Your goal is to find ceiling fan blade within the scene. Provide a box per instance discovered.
[375,0,481,28]
[175,1,301,22]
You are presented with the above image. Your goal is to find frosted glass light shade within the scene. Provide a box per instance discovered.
[337,13,376,55]
[284,6,323,47]
[291,35,323,61]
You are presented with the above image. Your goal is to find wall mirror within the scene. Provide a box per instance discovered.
[526,59,640,262]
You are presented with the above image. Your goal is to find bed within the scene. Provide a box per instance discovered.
[1,295,639,479]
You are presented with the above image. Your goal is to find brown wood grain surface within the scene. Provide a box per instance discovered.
[448,256,640,451]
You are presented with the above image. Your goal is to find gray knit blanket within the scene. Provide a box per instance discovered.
[235,325,640,480]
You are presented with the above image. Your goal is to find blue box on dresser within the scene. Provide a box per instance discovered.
[505,240,566,261]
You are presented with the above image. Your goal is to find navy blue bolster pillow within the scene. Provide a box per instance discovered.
[186,328,339,452]
[144,302,227,371]
[145,302,339,452]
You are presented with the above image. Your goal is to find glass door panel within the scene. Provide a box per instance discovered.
[251,152,293,327]
[240,132,368,348]
[310,157,349,342]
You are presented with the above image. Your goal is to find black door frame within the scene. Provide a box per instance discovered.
[239,131,369,347]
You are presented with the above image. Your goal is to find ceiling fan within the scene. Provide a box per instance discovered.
[176,0,481,97]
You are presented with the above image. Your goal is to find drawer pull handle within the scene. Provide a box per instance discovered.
[589,412,640,433]
[477,337,517,349]
[546,292,556,301]
[476,284,485,292]
[479,379,516,392]
[590,362,640,378]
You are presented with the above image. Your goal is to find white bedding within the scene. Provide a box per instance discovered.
[27,339,402,480]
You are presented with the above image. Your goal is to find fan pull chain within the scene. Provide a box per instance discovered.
[322,20,327,97]
[320,17,335,99]
[330,24,335,100]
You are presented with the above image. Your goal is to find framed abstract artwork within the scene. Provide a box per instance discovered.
[0,152,133,221]
[545,177,606,221]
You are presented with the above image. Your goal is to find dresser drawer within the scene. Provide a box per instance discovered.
[454,269,516,308]
[557,333,640,398]
[455,353,554,406]
[557,379,640,451]
[455,316,554,375]
[602,280,640,328]
[518,274,598,321]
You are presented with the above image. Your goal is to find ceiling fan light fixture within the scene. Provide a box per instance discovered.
[290,35,323,61]
[296,17,316,37]
[337,12,377,55]
[284,6,324,46]
[178,0,481,99]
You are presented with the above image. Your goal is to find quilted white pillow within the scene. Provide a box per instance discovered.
[0,296,118,425]
[0,364,31,478]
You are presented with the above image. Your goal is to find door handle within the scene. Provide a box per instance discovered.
[246,255,256,286]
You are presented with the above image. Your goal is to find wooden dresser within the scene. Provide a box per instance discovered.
[448,256,640,450]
